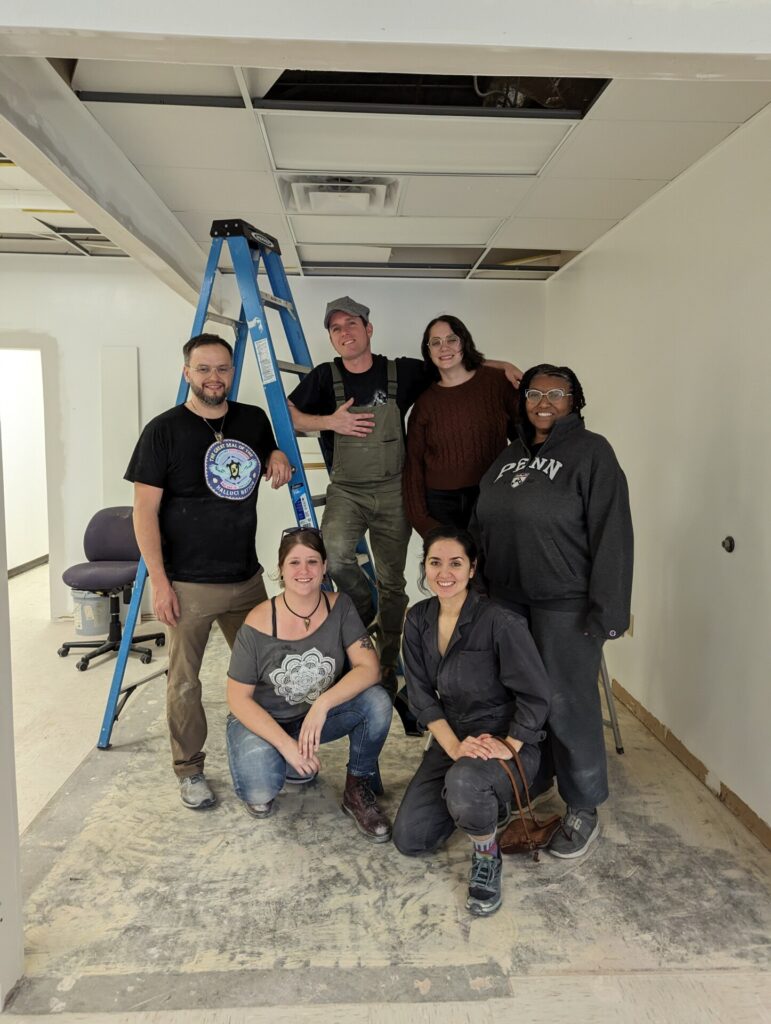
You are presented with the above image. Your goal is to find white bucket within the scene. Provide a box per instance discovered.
[72,590,111,636]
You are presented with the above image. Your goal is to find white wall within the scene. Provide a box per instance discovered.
[0,433,24,1005]
[0,256,544,616]
[0,349,48,570]
[545,103,771,824]
[0,256,193,617]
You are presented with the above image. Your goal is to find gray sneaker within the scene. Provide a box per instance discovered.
[466,851,503,916]
[548,808,599,859]
[179,773,216,810]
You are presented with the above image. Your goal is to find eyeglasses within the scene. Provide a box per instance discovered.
[188,364,234,376]
[427,335,462,351]
[524,388,573,404]
[281,526,323,538]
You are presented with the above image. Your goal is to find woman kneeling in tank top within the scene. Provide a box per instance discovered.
[226,527,393,842]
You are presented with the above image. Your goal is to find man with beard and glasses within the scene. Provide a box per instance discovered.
[126,333,291,810]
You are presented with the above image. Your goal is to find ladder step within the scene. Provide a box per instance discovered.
[259,291,296,317]
[277,359,312,375]
[311,494,327,507]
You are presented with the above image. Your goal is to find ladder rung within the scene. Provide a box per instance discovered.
[259,290,296,317]
[277,359,312,375]
[311,494,327,507]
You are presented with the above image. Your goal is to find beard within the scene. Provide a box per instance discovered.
[189,380,228,408]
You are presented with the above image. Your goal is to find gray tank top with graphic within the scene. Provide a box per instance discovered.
[227,592,367,721]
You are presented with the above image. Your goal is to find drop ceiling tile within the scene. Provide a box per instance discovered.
[291,216,500,246]
[495,218,617,250]
[0,209,54,233]
[85,104,271,171]
[181,210,289,241]
[0,165,48,190]
[543,119,738,180]
[516,177,666,220]
[263,112,573,174]
[298,245,392,262]
[73,60,241,97]
[0,237,72,255]
[399,175,535,217]
[137,167,282,214]
[587,80,771,124]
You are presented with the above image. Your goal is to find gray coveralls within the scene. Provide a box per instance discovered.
[321,359,412,686]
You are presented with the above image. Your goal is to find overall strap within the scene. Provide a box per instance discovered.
[270,596,278,638]
[329,361,346,405]
[386,358,398,401]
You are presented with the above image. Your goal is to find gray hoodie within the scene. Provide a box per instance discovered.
[470,414,633,639]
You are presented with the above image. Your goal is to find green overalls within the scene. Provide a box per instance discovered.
[321,359,412,685]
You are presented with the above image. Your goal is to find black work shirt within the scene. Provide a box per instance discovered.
[125,401,277,584]
[288,354,431,467]
[402,590,551,745]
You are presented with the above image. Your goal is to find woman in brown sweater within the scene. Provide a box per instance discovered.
[403,315,519,537]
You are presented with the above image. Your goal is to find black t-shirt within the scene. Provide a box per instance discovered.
[125,401,277,584]
[288,354,431,466]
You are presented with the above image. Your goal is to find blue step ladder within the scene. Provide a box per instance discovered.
[96,218,379,749]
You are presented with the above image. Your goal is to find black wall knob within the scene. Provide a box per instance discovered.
[722,536,735,553]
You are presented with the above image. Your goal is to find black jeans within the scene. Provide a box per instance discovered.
[392,739,540,856]
[496,598,608,810]
[425,485,480,532]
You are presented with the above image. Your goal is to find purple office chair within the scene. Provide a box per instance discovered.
[58,506,165,671]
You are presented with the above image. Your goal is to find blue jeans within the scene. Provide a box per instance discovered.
[226,685,393,805]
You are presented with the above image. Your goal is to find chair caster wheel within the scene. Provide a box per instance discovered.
[76,660,88,671]
[155,637,165,647]
[140,653,152,665]
[57,647,68,657]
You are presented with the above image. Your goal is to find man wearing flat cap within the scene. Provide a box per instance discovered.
[288,297,520,718]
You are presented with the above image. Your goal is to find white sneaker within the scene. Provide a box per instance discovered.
[179,773,216,810]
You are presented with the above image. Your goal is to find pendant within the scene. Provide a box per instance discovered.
[303,617,311,630]
[214,431,224,442]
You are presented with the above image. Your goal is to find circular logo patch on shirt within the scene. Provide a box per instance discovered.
[204,439,261,500]
[269,648,336,705]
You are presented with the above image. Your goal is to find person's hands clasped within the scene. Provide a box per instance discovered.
[474,734,521,760]
[453,735,495,760]
[265,450,292,489]
[297,700,328,759]
[285,740,321,779]
[152,577,180,627]
[328,398,375,437]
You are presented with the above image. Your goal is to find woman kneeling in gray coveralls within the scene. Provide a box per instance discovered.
[392,527,552,917]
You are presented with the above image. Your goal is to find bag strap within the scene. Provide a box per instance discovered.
[497,756,535,845]
[498,738,554,832]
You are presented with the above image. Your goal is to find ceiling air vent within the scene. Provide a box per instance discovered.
[278,175,400,215]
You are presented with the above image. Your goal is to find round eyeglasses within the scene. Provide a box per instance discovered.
[524,388,573,404]
[427,335,462,351]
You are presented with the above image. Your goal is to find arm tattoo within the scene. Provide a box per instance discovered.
[357,634,375,650]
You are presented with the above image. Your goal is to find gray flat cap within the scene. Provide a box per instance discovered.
[323,296,370,329]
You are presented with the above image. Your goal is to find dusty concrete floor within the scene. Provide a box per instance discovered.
[7,570,771,1021]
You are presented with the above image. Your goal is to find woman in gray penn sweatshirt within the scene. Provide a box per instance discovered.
[470,363,633,859]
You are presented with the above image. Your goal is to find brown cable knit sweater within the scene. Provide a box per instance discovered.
[403,366,518,537]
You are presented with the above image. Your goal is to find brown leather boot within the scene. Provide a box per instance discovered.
[341,773,392,843]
